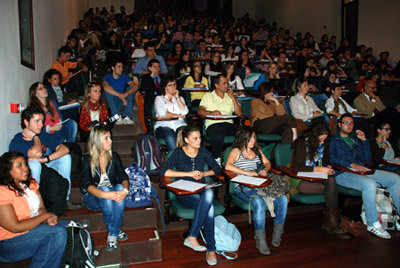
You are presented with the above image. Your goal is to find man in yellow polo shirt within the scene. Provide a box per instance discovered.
[198,74,241,161]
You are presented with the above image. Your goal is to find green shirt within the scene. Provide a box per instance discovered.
[342,136,355,148]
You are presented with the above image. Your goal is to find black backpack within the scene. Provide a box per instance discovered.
[39,164,68,216]
[61,221,97,268]
[131,135,162,176]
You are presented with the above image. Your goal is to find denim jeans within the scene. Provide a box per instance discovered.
[0,221,68,267]
[311,93,328,107]
[206,123,240,159]
[235,185,288,230]
[82,184,126,237]
[335,170,400,226]
[155,126,184,152]
[62,119,78,143]
[103,90,135,118]
[176,188,216,251]
[29,154,72,199]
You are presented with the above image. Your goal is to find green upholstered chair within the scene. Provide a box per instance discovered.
[161,151,225,224]
[274,143,325,204]
[222,144,275,216]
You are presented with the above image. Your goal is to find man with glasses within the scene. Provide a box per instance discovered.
[330,113,400,239]
[354,78,386,118]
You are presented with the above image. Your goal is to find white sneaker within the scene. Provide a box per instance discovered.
[367,221,391,239]
[123,117,135,125]
[115,117,124,125]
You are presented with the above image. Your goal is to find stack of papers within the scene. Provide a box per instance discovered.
[207,115,237,119]
[387,158,400,165]
[348,167,371,172]
[297,172,328,179]
[231,175,267,186]
[167,180,206,192]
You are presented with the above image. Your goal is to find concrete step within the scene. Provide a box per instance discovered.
[61,206,158,233]
[112,124,140,137]
[112,140,134,155]
[93,228,162,266]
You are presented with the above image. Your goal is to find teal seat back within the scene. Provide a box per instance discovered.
[274,143,293,166]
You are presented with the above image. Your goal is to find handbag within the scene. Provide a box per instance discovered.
[256,172,290,199]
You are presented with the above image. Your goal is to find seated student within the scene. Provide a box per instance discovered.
[161,124,220,265]
[132,41,168,75]
[183,60,209,108]
[81,125,129,251]
[235,50,256,82]
[253,63,280,91]
[330,113,400,239]
[251,82,297,143]
[139,59,164,121]
[198,74,242,162]
[0,152,67,267]
[154,76,188,151]
[9,107,80,210]
[291,123,350,239]
[28,82,77,143]
[354,78,386,119]
[221,44,238,62]
[166,41,183,66]
[225,126,288,255]
[290,77,329,125]
[370,122,400,173]
[223,62,244,90]
[51,46,88,96]
[79,82,109,142]
[42,69,79,124]
[103,60,138,125]
[204,51,223,77]
[176,49,191,78]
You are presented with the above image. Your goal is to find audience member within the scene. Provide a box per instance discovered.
[132,42,168,75]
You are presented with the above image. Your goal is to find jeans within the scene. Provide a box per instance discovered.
[29,154,72,198]
[335,170,400,226]
[311,93,328,107]
[0,221,68,267]
[155,126,184,152]
[206,123,240,159]
[62,119,78,143]
[235,186,288,230]
[104,90,135,118]
[82,184,126,237]
[176,188,216,251]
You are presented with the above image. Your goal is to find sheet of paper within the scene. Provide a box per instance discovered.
[231,175,267,186]
[167,180,206,192]
[182,87,208,91]
[59,102,81,111]
[57,118,70,125]
[348,167,371,172]
[207,115,237,119]
[386,158,400,165]
[297,172,328,179]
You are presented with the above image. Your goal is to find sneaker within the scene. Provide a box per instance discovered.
[123,117,135,125]
[118,231,129,241]
[66,200,82,210]
[367,221,391,239]
[115,117,124,125]
[106,241,118,251]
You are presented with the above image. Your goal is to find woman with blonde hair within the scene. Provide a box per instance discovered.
[81,125,129,251]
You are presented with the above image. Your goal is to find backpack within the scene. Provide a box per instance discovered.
[131,135,162,176]
[201,215,241,260]
[125,162,165,234]
[361,187,399,230]
[39,164,68,216]
[61,221,98,268]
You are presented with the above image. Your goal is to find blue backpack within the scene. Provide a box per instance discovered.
[125,162,165,234]
[131,135,162,176]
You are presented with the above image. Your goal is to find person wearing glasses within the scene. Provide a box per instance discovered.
[353,78,386,119]
[330,113,400,239]
[183,60,209,108]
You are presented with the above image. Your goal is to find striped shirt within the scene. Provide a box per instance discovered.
[233,151,262,187]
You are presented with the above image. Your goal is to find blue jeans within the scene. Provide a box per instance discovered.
[155,126,184,152]
[235,186,288,230]
[82,184,126,237]
[104,90,135,118]
[176,188,216,251]
[62,119,78,142]
[0,221,68,267]
[29,154,72,198]
[312,93,328,107]
[335,170,400,226]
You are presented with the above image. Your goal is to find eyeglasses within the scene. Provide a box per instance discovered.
[341,121,354,125]
[380,127,391,131]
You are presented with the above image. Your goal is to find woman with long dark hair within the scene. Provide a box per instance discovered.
[161,125,220,265]
[291,122,350,239]
[0,151,67,266]
[183,60,209,107]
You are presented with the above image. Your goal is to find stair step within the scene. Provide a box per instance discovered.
[93,228,162,266]
[113,140,134,154]
[61,206,158,232]
[112,125,140,137]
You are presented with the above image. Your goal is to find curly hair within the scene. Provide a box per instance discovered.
[0,151,32,196]
[293,122,330,162]
[232,126,260,158]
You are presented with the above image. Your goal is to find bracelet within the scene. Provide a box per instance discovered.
[45,156,51,163]
[123,188,129,194]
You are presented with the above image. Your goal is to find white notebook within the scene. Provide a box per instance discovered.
[167,180,206,192]
[297,172,328,179]
[231,175,267,186]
